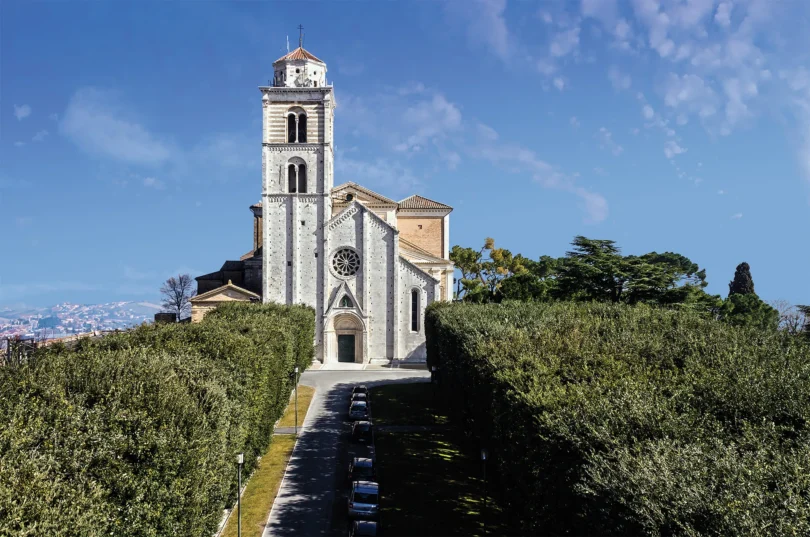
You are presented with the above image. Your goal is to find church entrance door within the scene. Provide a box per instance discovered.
[338,334,356,362]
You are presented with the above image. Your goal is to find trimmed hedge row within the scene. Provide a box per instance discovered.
[425,301,810,536]
[0,302,314,537]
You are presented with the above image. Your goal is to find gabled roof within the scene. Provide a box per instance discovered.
[274,47,325,64]
[191,281,260,303]
[398,195,452,210]
[324,280,366,318]
[332,182,398,206]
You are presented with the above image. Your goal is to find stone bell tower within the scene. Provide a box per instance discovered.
[259,28,335,333]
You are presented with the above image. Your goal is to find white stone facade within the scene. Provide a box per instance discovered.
[259,46,451,364]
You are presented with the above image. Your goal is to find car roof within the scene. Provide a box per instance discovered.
[353,457,374,466]
[354,520,378,532]
[351,400,368,406]
[354,420,372,427]
[353,480,379,492]
[354,385,368,389]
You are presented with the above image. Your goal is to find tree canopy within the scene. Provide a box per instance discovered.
[450,236,791,333]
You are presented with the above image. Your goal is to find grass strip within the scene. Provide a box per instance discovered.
[221,384,315,537]
[276,385,315,428]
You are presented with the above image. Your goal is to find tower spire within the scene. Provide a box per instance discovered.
[298,24,304,48]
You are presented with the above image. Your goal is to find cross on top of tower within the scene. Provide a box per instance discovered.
[298,24,304,48]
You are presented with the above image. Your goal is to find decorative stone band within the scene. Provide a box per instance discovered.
[263,143,323,153]
[327,206,359,230]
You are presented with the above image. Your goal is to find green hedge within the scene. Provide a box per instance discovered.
[425,301,810,536]
[0,302,314,537]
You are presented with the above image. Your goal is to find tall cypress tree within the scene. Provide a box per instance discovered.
[728,262,756,296]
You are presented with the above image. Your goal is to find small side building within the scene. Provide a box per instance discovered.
[190,280,261,323]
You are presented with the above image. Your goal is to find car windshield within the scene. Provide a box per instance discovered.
[353,492,378,504]
[351,403,367,410]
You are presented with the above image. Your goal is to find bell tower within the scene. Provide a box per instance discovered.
[260,29,335,326]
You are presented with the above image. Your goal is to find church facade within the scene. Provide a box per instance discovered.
[193,44,454,364]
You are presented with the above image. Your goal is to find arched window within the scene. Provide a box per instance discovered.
[411,289,419,332]
[339,295,352,308]
[287,114,296,143]
[298,114,307,143]
[288,164,297,193]
[298,165,307,193]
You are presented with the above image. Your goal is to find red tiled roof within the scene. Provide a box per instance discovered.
[274,47,324,64]
[398,195,452,210]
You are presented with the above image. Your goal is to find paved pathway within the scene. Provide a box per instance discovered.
[261,368,430,537]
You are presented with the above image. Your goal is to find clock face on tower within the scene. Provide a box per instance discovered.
[331,248,360,277]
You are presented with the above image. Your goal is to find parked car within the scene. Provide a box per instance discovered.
[348,400,369,421]
[349,520,379,537]
[348,481,379,520]
[352,385,369,397]
[351,392,368,404]
[351,421,374,444]
[348,456,376,481]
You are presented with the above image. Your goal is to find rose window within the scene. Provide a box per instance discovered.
[332,248,360,277]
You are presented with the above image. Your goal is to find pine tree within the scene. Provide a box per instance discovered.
[728,262,756,296]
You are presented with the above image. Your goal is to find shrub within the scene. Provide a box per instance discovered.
[0,302,314,537]
[426,301,810,536]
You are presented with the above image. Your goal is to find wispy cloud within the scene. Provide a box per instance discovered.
[13,104,31,121]
[597,127,624,156]
[32,130,48,143]
[664,140,687,159]
[731,212,743,219]
[60,87,173,166]
[143,176,165,189]
[446,0,510,62]
[569,116,581,129]
[608,66,631,90]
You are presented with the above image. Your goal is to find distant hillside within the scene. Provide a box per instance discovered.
[0,301,163,339]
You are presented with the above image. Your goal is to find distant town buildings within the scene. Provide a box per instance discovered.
[0,301,160,344]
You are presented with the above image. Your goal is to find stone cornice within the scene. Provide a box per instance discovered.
[263,143,326,152]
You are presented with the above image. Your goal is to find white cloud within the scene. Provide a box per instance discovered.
[550,27,580,58]
[447,0,510,62]
[13,141,25,147]
[336,155,421,195]
[731,212,743,219]
[570,116,581,129]
[718,189,725,194]
[715,2,733,27]
[48,113,59,121]
[608,66,631,91]
[597,127,624,156]
[143,176,165,189]
[474,132,609,222]
[664,140,687,159]
[32,130,48,142]
[553,77,566,91]
[396,93,462,153]
[13,104,31,121]
[642,104,655,119]
[60,87,172,166]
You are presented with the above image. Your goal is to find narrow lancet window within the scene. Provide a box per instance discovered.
[298,165,307,193]
[411,289,419,332]
[288,164,297,193]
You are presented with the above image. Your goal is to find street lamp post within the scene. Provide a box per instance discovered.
[294,366,299,435]
[431,366,438,425]
[481,448,488,536]
[237,452,244,537]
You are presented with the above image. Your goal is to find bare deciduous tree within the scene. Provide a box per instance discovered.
[769,299,808,336]
[160,274,196,321]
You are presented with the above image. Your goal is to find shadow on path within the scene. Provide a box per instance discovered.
[262,372,428,537]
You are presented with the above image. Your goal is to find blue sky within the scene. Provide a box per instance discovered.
[2,0,809,308]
